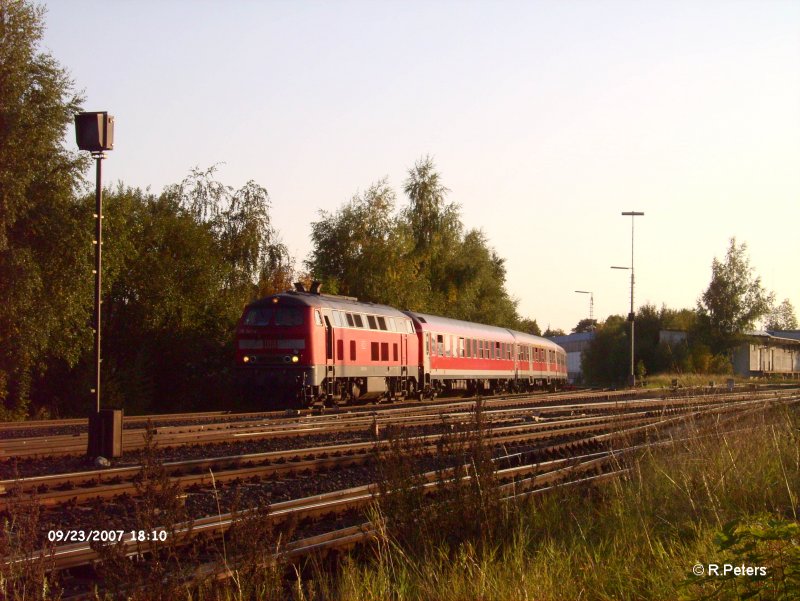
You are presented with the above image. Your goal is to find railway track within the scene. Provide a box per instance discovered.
[3,392,796,601]
[0,385,786,438]
[3,393,773,509]
[2,387,791,460]
[4,393,792,522]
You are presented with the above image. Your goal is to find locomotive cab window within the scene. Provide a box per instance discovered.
[367,315,378,329]
[244,307,272,326]
[314,310,323,326]
[332,311,342,327]
[275,307,303,326]
[377,316,387,330]
[387,317,396,332]
[353,314,364,328]
[346,313,355,327]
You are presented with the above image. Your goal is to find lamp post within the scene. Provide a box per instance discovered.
[75,112,118,458]
[574,290,594,326]
[612,210,644,388]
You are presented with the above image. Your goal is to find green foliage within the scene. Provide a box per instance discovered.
[572,318,597,333]
[581,314,629,384]
[308,157,522,328]
[698,238,775,353]
[685,517,800,600]
[68,173,292,415]
[307,178,419,309]
[765,299,798,332]
[517,317,542,336]
[0,0,89,418]
[7,166,292,416]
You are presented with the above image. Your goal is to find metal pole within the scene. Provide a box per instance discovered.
[93,152,104,413]
[621,211,644,388]
[630,215,635,388]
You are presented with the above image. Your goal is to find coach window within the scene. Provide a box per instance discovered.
[444,336,451,357]
[437,334,444,356]
[458,338,464,357]
[314,310,323,326]
[465,339,471,358]
[425,333,430,355]
[377,316,387,331]
[353,314,364,328]
[367,315,378,329]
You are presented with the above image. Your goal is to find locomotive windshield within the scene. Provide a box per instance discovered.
[243,306,304,326]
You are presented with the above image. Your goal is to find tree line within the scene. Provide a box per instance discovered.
[0,2,538,418]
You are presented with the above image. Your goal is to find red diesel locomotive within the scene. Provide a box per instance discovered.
[235,285,567,406]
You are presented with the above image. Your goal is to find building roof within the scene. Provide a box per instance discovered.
[745,331,800,347]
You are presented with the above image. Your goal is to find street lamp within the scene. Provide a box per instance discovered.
[574,290,594,325]
[75,112,120,458]
[612,210,644,387]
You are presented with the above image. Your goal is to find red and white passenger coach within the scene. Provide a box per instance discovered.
[236,285,566,406]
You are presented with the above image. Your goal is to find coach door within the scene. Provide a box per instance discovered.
[323,315,335,396]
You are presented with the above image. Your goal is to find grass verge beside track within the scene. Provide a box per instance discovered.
[320,400,800,601]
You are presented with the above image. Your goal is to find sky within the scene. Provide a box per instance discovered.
[41,0,800,332]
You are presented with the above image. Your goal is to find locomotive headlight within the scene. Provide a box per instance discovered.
[291,355,299,363]
[243,356,250,363]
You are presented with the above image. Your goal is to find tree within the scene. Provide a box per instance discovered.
[581,315,628,385]
[0,1,88,417]
[764,299,798,331]
[572,318,597,333]
[307,158,523,328]
[517,318,541,336]
[697,238,774,353]
[41,170,294,416]
[307,179,419,309]
[402,155,459,254]
[543,327,566,337]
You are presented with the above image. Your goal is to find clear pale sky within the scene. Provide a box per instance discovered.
[42,0,799,332]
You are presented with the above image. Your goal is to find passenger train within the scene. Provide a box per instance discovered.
[235,284,567,406]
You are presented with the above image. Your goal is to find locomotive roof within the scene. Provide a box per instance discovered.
[249,291,410,319]
[404,311,564,351]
